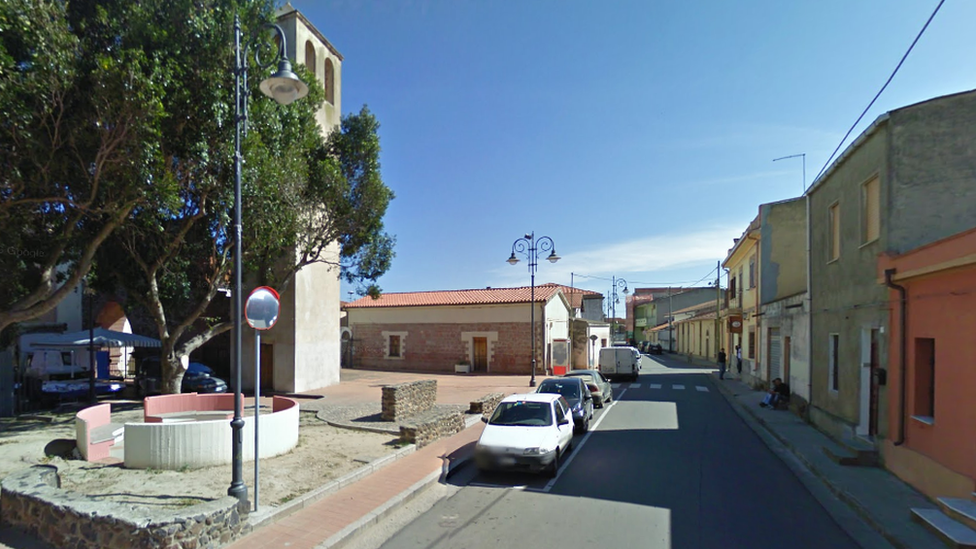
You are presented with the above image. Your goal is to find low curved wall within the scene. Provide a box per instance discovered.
[1,466,249,549]
[75,403,111,461]
[125,396,299,470]
[144,393,236,422]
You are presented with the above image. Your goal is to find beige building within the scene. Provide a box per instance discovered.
[241,5,344,393]
[722,215,761,383]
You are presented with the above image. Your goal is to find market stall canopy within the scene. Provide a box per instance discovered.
[28,328,161,349]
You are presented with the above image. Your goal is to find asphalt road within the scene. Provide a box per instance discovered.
[374,355,863,549]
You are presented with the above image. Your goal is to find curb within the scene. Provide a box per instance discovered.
[248,443,417,530]
[709,375,897,549]
[250,414,482,537]
[316,419,482,549]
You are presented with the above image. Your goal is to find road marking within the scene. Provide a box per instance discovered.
[612,384,621,389]
[673,384,685,390]
[631,383,641,389]
[541,388,627,493]
[649,383,662,389]
[696,386,709,392]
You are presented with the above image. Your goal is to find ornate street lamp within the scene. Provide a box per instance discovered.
[610,276,628,342]
[228,15,308,508]
[507,232,559,387]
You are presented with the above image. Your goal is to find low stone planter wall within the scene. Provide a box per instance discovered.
[399,409,464,448]
[381,380,436,421]
[468,392,504,418]
[1,466,249,549]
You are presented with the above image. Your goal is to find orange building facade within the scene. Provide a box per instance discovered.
[879,227,976,500]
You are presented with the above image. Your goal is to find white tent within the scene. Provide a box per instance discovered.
[28,328,161,349]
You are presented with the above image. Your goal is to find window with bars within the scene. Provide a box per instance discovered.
[388,335,401,358]
[914,338,935,419]
[748,330,755,359]
[748,256,756,288]
[829,334,839,391]
[829,203,840,261]
[862,177,880,244]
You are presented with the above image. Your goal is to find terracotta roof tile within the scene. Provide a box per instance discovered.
[345,284,565,308]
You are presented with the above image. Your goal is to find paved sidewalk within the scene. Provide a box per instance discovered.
[711,374,945,549]
[226,421,484,549]
[223,369,535,549]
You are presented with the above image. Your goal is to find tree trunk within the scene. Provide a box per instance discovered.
[160,350,185,394]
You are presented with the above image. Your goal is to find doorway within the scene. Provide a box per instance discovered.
[869,329,880,437]
[473,337,488,372]
[260,343,274,392]
[783,336,792,383]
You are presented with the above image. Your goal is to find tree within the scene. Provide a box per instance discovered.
[90,2,395,393]
[0,0,161,340]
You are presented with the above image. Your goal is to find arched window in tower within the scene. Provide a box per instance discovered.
[305,41,316,79]
[325,58,335,104]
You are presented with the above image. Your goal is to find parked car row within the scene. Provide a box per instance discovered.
[475,367,620,478]
[637,341,664,354]
[135,356,229,396]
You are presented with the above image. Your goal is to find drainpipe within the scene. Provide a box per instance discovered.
[885,268,907,446]
[806,194,813,408]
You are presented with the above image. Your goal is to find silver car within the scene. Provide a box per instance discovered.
[564,369,613,408]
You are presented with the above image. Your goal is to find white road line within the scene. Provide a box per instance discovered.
[612,384,622,389]
[631,383,641,389]
[541,388,628,493]
[696,386,709,392]
[673,384,685,390]
[649,383,662,389]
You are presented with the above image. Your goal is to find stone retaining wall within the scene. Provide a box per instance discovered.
[399,409,464,448]
[381,380,436,421]
[1,466,249,549]
[469,392,504,419]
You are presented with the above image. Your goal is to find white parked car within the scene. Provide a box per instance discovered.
[475,393,575,477]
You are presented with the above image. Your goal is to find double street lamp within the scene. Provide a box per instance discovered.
[228,16,308,507]
[609,276,628,341]
[507,232,560,387]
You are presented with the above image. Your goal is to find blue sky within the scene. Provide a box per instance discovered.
[288,0,976,305]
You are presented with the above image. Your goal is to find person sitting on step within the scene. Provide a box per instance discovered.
[759,378,789,409]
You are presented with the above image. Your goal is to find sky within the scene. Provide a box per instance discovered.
[287,0,976,308]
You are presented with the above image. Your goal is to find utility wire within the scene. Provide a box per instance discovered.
[813,0,945,185]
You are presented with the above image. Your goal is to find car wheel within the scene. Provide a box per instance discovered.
[582,417,589,433]
[546,451,560,478]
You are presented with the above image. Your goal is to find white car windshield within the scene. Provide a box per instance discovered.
[488,401,553,427]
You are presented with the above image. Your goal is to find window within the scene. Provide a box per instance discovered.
[325,58,335,104]
[748,256,756,288]
[829,334,839,391]
[304,41,316,77]
[729,277,737,302]
[914,338,935,419]
[738,266,744,302]
[828,203,840,261]
[862,177,880,244]
[747,330,755,359]
[601,338,607,347]
[383,331,406,359]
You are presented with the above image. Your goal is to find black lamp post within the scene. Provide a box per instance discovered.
[228,15,308,507]
[507,232,560,387]
[610,276,628,341]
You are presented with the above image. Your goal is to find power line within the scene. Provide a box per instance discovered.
[571,271,718,287]
[813,0,945,185]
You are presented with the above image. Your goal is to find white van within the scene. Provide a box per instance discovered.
[598,346,641,381]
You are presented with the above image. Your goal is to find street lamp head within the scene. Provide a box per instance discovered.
[622,286,629,294]
[259,58,309,105]
[507,253,520,265]
[546,250,560,263]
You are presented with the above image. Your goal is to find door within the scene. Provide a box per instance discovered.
[473,337,488,372]
[768,328,782,382]
[783,336,791,383]
[869,329,880,436]
[260,343,274,392]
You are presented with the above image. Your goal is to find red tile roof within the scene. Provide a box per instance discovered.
[549,284,602,308]
[344,284,565,308]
